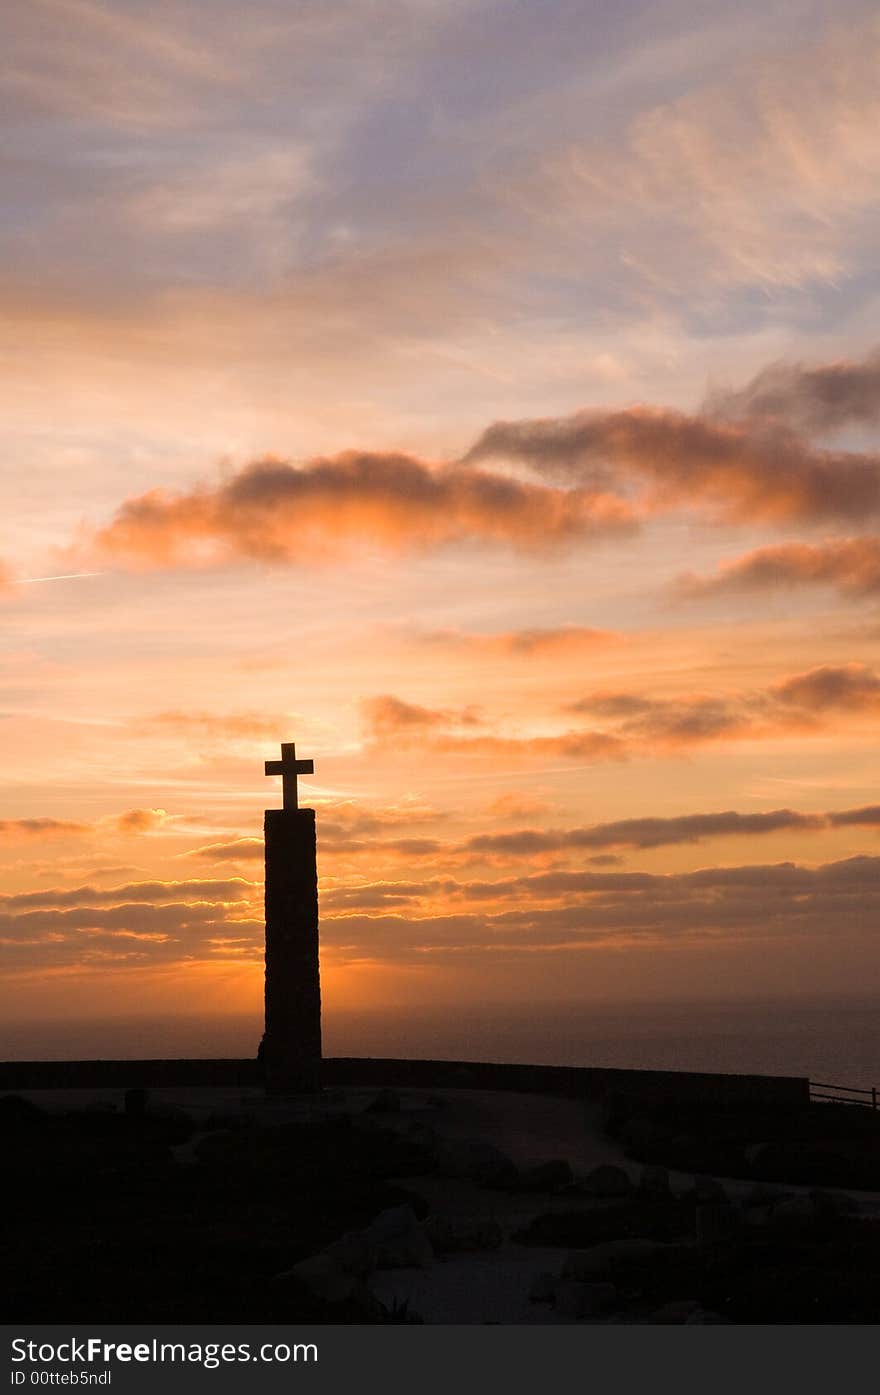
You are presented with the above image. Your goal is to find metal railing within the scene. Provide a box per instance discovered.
[810,1080,878,1109]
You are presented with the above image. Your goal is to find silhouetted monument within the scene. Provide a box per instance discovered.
[261,742,322,1093]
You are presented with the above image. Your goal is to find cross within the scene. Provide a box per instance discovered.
[265,742,314,810]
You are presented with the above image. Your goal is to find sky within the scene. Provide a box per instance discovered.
[4,0,880,1060]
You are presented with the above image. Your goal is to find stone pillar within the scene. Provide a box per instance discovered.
[262,807,321,1093]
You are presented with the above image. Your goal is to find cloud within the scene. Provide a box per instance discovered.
[114,807,169,834]
[531,17,880,295]
[569,663,880,750]
[359,662,880,771]
[360,695,484,738]
[706,349,880,434]
[360,696,627,764]
[464,808,825,856]
[310,793,880,866]
[0,878,255,910]
[322,879,457,911]
[0,818,90,840]
[317,798,443,841]
[676,537,880,600]
[828,805,880,828]
[69,343,880,577]
[83,452,636,569]
[465,405,880,528]
[418,625,621,657]
[772,663,880,711]
[145,710,292,741]
[486,793,554,821]
[320,854,880,960]
[0,894,264,971]
[183,837,264,862]
[569,690,761,746]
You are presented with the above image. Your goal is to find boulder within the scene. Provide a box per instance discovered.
[747,1182,790,1206]
[684,1308,727,1325]
[769,1196,816,1232]
[563,1238,662,1280]
[425,1215,503,1254]
[288,1252,354,1304]
[554,1281,617,1319]
[435,1136,519,1189]
[696,1202,739,1246]
[519,1159,574,1193]
[365,1089,402,1114]
[583,1164,633,1198]
[124,1087,148,1119]
[528,1271,559,1303]
[363,1204,433,1269]
[649,1299,702,1324]
[283,1254,384,1315]
[322,1231,375,1278]
[692,1175,727,1203]
[639,1164,671,1197]
[809,1189,857,1217]
[743,1204,772,1230]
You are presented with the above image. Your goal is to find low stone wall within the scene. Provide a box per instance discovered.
[0,1054,810,1109]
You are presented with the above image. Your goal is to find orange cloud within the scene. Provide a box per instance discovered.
[145,710,291,740]
[317,798,444,841]
[465,406,880,527]
[114,807,169,834]
[418,625,621,657]
[318,854,880,960]
[570,663,880,748]
[183,837,264,862]
[464,808,826,857]
[772,663,880,712]
[0,878,255,910]
[360,696,627,764]
[676,537,880,600]
[83,451,636,569]
[0,818,89,840]
[360,662,880,768]
[69,351,880,574]
[360,695,484,738]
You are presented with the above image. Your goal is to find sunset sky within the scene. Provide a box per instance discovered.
[5,0,880,1061]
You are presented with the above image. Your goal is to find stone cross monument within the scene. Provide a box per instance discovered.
[261,742,322,1093]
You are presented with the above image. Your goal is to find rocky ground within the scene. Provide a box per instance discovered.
[4,1083,880,1323]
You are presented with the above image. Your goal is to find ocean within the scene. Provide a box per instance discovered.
[3,995,879,1091]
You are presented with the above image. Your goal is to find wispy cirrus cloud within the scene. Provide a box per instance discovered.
[530,15,880,295]
[415,625,621,657]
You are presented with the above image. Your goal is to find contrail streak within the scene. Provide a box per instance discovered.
[18,571,105,584]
